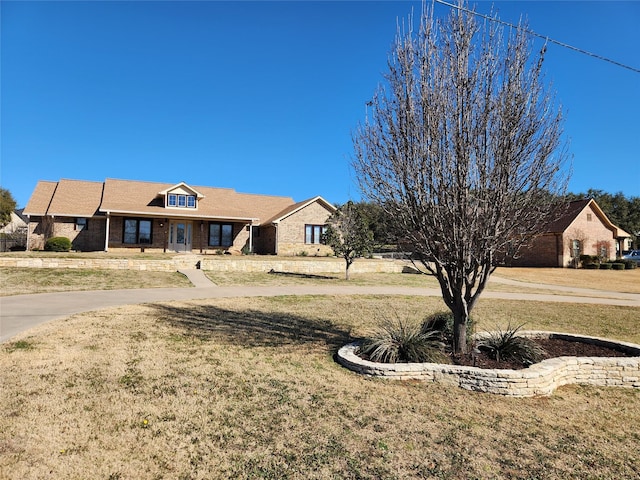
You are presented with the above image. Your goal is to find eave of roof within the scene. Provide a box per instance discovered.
[101,208,256,222]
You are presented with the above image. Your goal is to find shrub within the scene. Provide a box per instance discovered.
[599,263,613,270]
[584,263,599,269]
[477,323,546,366]
[611,263,625,270]
[44,237,71,252]
[619,259,638,270]
[580,254,599,266]
[358,318,449,364]
[422,311,474,351]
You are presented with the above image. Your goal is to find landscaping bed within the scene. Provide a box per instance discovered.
[452,335,635,370]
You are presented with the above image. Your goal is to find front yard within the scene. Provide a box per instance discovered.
[1,261,639,478]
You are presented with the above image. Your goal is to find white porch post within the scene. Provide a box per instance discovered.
[104,213,110,252]
[249,221,253,253]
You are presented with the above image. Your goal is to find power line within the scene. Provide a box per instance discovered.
[434,0,640,74]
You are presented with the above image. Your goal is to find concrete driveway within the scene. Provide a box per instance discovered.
[1,270,639,343]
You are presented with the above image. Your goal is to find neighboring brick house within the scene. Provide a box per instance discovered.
[23,178,335,255]
[509,199,631,267]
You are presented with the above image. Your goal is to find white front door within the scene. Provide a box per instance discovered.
[169,221,192,252]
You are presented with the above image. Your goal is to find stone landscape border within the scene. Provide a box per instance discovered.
[0,256,405,274]
[336,331,640,397]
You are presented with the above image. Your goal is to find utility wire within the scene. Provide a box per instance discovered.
[434,0,640,74]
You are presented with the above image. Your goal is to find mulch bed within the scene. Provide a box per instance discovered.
[453,337,636,370]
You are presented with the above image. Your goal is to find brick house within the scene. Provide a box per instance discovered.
[23,178,336,255]
[509,199,631,267]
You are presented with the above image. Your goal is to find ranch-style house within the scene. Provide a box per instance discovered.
[23,178,336,255]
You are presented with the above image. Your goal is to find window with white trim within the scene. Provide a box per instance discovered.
[166,193,196,209]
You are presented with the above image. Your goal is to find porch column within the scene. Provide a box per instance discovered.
[249,221,253,253]
[200,221,204,254]
[104,214,110,252]
[274,222,279,255]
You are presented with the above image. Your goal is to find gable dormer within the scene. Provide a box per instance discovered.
[158,182,205,210]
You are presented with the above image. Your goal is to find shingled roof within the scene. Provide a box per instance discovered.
[24,179,104,218]
[23,178,319,225]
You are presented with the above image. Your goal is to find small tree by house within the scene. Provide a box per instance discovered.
[323,201,375,280]
[0,187,17,228]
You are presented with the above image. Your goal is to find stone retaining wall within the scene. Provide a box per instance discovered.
[0,256,406,274]
[337,332,640,397]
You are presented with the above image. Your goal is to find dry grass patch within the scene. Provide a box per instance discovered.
[2,295,639,479]
[0,267,191,296]
[494,267,640,294]
[205,271,440,288]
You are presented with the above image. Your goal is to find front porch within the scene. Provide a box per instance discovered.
[105,216,267,254]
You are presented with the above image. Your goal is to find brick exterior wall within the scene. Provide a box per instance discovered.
[276,201,334,256]
[511,234,562,267]
[253,225,277,255]
[27,216,106,251]
[562,205,617,264]
[27,216,50,250]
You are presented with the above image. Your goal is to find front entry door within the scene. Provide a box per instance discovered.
[169,221,192,252]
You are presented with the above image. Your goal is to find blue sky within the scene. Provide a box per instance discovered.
[2,0,639,209]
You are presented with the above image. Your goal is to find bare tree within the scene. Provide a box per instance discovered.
[323,201,375,280]
[352,1,569,354]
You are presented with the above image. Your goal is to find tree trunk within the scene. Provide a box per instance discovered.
[345,259,352,280]
[452,309,469,355]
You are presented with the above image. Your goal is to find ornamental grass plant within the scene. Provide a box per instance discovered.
[358,317,449,364]
[477,323,547,366]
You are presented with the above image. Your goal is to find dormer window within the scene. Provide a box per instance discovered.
[167,193,196,209]
[160,183,203,210]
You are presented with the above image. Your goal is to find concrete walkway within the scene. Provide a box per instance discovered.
[1,271,638,343]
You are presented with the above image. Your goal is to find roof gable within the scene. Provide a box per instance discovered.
[546,198,630,238]
[158,182,205,199]
[265,196,336,225]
